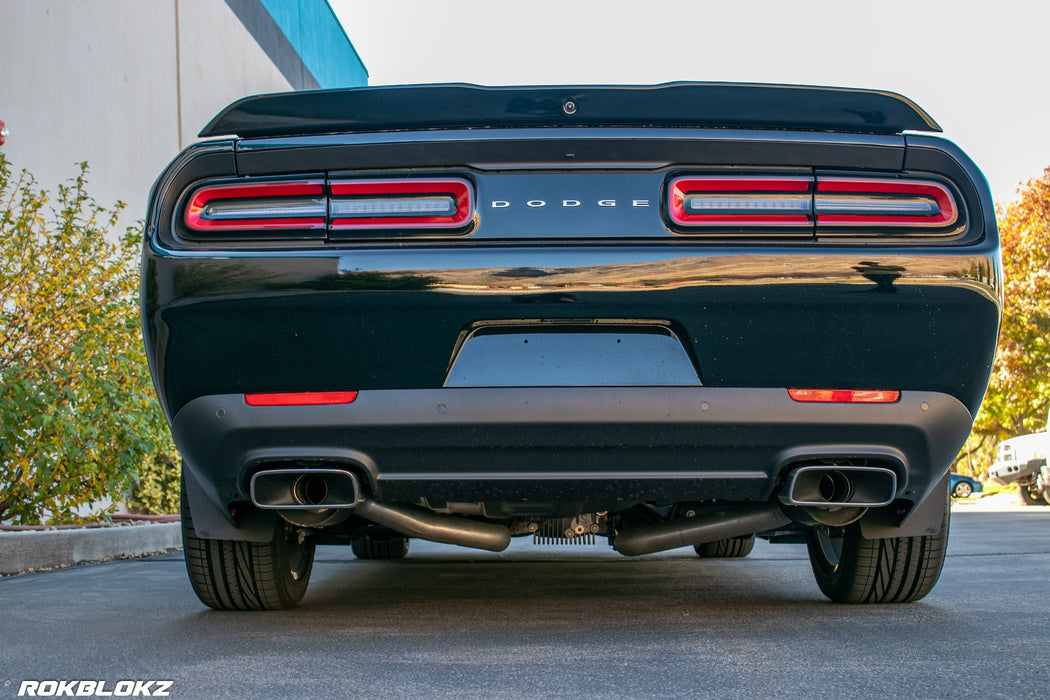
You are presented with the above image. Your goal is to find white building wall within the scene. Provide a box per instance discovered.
[176,0,292,149]
[0,0,292,224]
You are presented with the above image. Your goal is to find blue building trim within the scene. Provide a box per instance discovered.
[224,0,367,90]
[258,0,368,88]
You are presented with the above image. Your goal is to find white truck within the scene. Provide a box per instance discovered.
[988,431,1050,505]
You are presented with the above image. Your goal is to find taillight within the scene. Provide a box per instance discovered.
[669,176,813,227]
[184,180,326,234]
[669,174,961,236]
[244,391,359,407]
[814,178,958,228]
[787,389,900,404]
[329,178,473,233]
[181,177,475,240]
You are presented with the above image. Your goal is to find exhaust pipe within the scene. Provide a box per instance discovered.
[250,468,361,527]
[613,503,791,557]
[249,467,511,550]
[779,465,897,508]
[355,499,512,553]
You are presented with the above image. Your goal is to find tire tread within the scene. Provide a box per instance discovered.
[351,536,410,560]
[807,493,949,604]
[693,535,756,558]
[180,473,313,610]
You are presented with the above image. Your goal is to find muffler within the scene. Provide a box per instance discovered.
[250,468,360,527]
[779,465,897,508]
[354,499,511,552]
[613,503,791,557]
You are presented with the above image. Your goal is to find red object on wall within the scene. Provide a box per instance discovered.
[0,119,8,146]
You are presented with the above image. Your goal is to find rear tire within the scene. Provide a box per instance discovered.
[181,475,314,610]
[806,492,949,604]
[951,481,973,499]
[693,535,755,558]
[1019,483,1048,506]
[351,536,410,560]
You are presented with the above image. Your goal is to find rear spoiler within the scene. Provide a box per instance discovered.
[199,82,941,139]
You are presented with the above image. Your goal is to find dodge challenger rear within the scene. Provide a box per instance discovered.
[141,83,1001,610]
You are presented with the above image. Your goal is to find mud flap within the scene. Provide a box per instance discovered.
[858,471,949,539]
[182,464,277,542]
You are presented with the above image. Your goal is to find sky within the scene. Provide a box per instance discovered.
[331,0,1050,207]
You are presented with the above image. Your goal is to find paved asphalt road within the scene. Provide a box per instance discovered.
[2,508,1049,699]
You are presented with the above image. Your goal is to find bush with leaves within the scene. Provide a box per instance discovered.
[960,168,1050,474]
[0,154,176,524]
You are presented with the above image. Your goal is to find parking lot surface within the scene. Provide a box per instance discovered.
[2,508,1048,699]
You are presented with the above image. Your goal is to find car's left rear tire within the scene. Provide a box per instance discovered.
[951,481,973,499]
[693,535,755,558]
[805,492,949,604]
[181,474,314,610]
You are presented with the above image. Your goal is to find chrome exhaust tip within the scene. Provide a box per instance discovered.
[251,468,361,509]
[779,465,897,508]
[250,468,361,527]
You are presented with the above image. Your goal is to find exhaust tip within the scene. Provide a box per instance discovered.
[251,468,360,510]
[293,474,329,507]
[780,465,897,508]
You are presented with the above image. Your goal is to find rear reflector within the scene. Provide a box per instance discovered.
[244,391,359,407]
[669,176,813,227]
[185,180,326,232]
[329,179,473,231]
[788,389,900,404]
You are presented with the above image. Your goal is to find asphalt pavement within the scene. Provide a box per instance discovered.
[1,506,1048,699]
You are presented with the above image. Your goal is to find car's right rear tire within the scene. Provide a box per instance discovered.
[1018,483,1048,506]
[181,475,314,610]
[693,535,755,558]
[805,492,949,604]
[951,481,972,499]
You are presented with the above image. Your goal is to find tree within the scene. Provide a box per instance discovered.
[965,168,1050,471]
[0,154,176,524]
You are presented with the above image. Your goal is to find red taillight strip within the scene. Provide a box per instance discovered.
[669,176,814,227]
[787,389,900,404]
[244,391,359,407]
[669,175,960,232]
[185,180,327,231]
[814,178,957,227]
[329,179,473,230]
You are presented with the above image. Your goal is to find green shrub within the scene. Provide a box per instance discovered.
[0,154,176,524]
[126,450,180,515]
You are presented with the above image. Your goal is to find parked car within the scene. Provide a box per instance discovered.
[949,473,982,499]
[141,83,1002,610]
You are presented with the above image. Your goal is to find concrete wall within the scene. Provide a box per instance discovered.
[0,0,308,223]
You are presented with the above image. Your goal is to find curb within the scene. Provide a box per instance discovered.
[0,522,182,575]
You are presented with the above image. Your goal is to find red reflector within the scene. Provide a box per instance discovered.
[185,180,326,231]
[244,391,359,407]
[329,179,473,230]
[788,389,900,404]
[669,176,814,227]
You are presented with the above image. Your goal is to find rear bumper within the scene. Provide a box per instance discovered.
[173,387,973,514]
[988,458,1044,484]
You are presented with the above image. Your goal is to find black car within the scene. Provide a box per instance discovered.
[141,83,1001,610]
